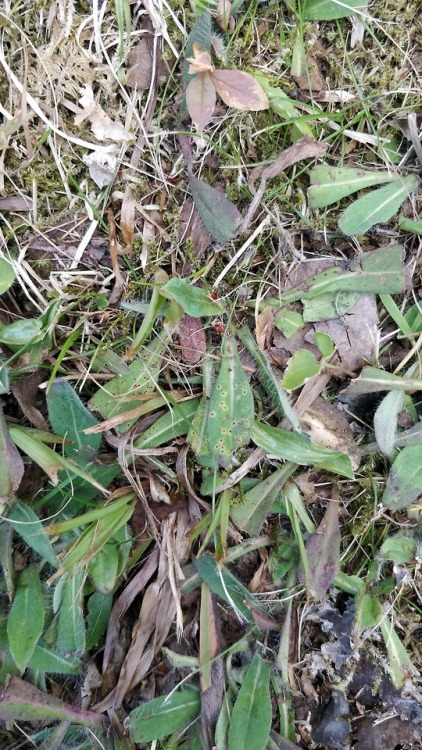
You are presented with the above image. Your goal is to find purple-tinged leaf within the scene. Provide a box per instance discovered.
[188,172,242,245]
[211,69,269,111]
[303,500,341,599]
[0,676,106,727]
[0,406,24,513]
[186,72,216,132]
[179,315,207,364]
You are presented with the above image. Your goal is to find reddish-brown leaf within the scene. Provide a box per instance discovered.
[0,407,24,513]
[179,315,206,364]
[186,72,216,132]
[210,69,269,111]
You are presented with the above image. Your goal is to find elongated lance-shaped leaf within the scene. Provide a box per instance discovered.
[237,325,299,431]
[309,165,400,208]
[47,380,101,462]
[188,355,216,468]
[56,569,86,654]
[228,653,271,750]
[338,174,419,235]
[303,0,368,20]
[382,444,422,510]
[7,565,45,671]
[302,499,341,599]
[206,337,254,469]
[188,172,242,245]
[127,690,201,743]
[6,501,57,567]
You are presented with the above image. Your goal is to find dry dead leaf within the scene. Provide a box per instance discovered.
[178,315,206,364]
[300,397,361,470]
[126,36,154,90]
[255,306,273,351]
[83,147,118,188]
[75,85,132,142]
[216,0,233,31]
[120,185,135,255]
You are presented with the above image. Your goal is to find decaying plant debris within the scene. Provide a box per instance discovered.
[0,0,421,748]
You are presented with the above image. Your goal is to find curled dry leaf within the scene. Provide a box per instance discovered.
[211,68,269,111]
[187,43,213,74]
[75,85,132,142]
[255,305,273,351]
[186,72,217,133]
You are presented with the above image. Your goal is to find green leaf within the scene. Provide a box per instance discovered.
[382,445,422,510]
[237,325,299,431]
[188,172,242,245]
[0,406,24,513]
[56,570,86,654]
[251,422,354,478]
[266,245,405,303]
[399,215,422,235]
[188,395,216,468]
[314,332,335,357]
[0,259,16,295]
[379,617,418,688]
[360,595,382,629]
[193,553,258,623]
[342,366,422,394]
[127,690,200,743]
[88,543,119,594]
[134,397,201,449]
[379,533,416,564]
[162,278,221,317]
[303,500,340,599]
[7,566,45,671]
[6,501,57,566]
[85,591,113,650]
[8,425,107,494]
[230,465,295,536]
[0,318,43,347]
[228,653,271,750]
[374,390,404,458]
[303,0,368,20]
[302,291,359,322]
[27,642,83,674]
[206,337,254,469]
[281,349,320,390]
[338,174,419,235]
[274,309,304,337]
[89,336,165,433]
[255,75,314,141]
[47,380,101,461]
[308,165,400,209]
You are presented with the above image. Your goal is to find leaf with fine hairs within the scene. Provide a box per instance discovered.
[211,69,269,111]
[186,72,216,132]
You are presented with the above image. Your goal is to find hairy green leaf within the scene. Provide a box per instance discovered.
[374,390,404,458]
[7,566,45,671]
[134,397,201,449]
[228,653,271,750]
[127,690,200,743]
[231,465,295,535]
[88,543,119,594]
[56,570,86,654]
[6,501,57,566]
